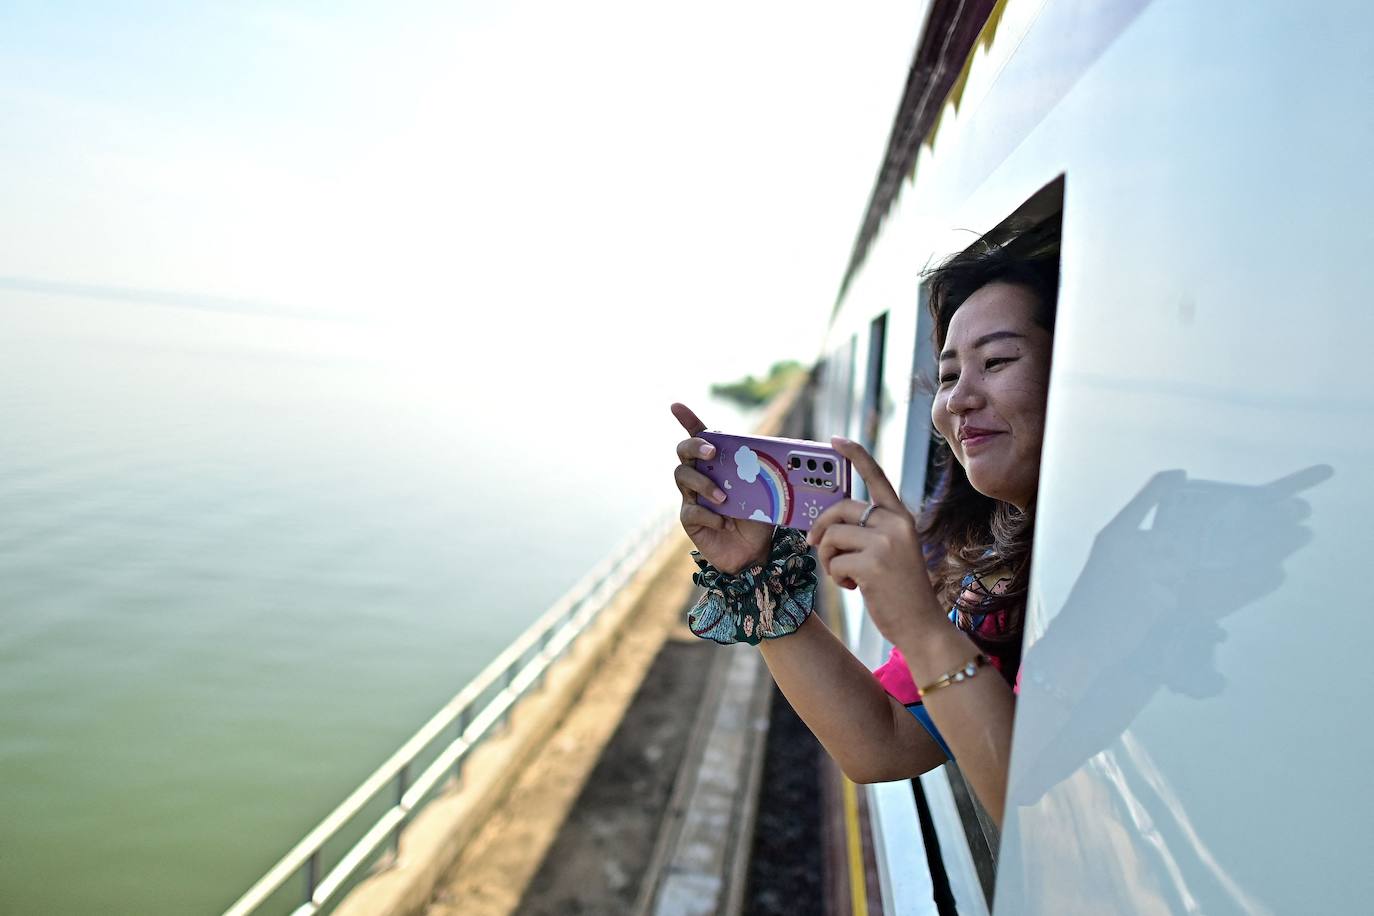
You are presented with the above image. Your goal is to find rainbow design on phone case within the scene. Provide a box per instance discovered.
[741,448,792,525]
[695,431,850,532]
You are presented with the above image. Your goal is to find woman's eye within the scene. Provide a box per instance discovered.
[938,373,958,387]
[985,357,1016,371]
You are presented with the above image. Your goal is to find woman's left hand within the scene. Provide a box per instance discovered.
[807,437,946,646]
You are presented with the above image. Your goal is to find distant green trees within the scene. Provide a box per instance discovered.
[710,360,807,407]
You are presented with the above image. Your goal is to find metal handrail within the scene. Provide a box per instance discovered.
[223,509,678,916]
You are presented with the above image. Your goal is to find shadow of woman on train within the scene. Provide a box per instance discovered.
[1005,462,1333,808]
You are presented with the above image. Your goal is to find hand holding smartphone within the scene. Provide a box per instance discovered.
[694,431,852,532]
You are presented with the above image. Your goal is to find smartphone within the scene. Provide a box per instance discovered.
[695,431,851,531]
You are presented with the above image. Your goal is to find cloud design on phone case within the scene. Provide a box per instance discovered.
[749,509,772,522]
[734,446,761,483]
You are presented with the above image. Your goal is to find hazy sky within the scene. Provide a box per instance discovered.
[1,1,924,408]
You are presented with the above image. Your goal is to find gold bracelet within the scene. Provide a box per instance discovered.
[918,654,991,696]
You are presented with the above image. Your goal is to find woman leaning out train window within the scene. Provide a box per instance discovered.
[670,236,1057,826]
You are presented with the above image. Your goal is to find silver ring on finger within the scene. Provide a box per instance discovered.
[858,502,880,528]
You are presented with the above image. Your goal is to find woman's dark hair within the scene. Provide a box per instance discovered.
[916,221,1060,658]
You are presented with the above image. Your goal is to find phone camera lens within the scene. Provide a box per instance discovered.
[806,458,817,471]
[789,456,801,469]
[823,460,834,473]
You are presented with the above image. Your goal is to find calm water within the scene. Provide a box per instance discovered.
[0,290,761,914]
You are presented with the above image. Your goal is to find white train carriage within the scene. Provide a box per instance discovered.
[818,1,1372,912]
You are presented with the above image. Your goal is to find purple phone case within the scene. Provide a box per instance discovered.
[694,431,851,531]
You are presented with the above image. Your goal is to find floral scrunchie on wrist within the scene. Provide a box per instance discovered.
[688,527,818,646]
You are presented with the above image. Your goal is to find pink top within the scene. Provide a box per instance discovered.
[872,568,1022,703]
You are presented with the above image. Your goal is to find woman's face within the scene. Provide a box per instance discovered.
[931,281,1053,510]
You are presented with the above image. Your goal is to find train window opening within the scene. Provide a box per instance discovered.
[854,312,889,504]
[861,312,889,454]
[904,175,1065,904]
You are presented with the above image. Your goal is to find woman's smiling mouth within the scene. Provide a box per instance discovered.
[958,427,1005,451]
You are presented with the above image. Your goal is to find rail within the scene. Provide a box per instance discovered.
[223,509,678,916]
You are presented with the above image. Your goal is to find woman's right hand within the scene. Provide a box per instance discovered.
[671,402,774,574]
